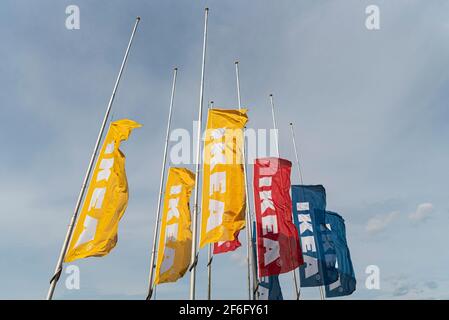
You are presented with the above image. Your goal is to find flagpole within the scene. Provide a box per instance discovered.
[289,123,325,300]
[46,17,141,300]
[235,61,257,300]
[146,67,178,300]
[269,94,300,300]
[207,100,214,300]
[190,7,209,300]
[289,123,304,185]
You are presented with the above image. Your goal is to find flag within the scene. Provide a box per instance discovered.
[154,167,195,284]
[258,276,283,300]
[253,157,303,277]
[251,222,283,300]
[324,211,356,297]
[213,231,241,254]
[65,119,141,262]
[291,185,338,286]
[200,108,248,248]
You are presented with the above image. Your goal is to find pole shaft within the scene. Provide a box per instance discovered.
[206,100,213,300]
[207,244,212,300]
[269,94,280,157]
[190,7,209,300]
[146,67,178,300]
[288,123,304,299]
[268,94,300,300]
[46,17,140,300]
[235,61,256,300]
[289,123,304,185]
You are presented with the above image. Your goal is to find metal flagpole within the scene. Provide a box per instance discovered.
[235,61,257,300]
[146,67,178,300]
[289,123,325,300]
[190,7,209,300]
[207,100,213,300]
[289,123,304,185]
[46,17,141,300]
[269,94,280,157]
[268,94,300,300]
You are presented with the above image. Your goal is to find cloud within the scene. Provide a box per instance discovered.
[365,211,399,234]
[386,275,442,299]
[409,203,434,221]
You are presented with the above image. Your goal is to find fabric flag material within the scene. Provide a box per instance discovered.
[65,119,141,262]
[213,231,241,254]
[253,157,303,277]
[251,222,283,300]
[324,211,356,297]
[200,108,248,248]
[291,185,338,286]
[154,167,195,284]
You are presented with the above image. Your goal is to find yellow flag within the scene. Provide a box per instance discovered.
[64,119,141,262]
[199,108,248,248]
[155,167,195,284]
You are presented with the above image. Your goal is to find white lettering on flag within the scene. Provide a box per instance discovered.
[210,172,226,195]
[263,238,280,266]
[259,177,272,187]
[259,190,274,213]
[261,215,278,235]
[301,235,316,253]
[303,255,319,278]
[74,215,98,248]
[170,185,182,195]
[165,223,179,242]
[207,200,224,232]
[88,187,106,211]
[210,143,226,170]
[298,214,313,234]
[297,202,309,211]
[167,198,180,220]
[104,142,115,154]
[96,158,114,182]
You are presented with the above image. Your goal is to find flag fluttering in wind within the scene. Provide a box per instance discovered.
[200,108,248,248]
[291,185,338,287]
[213,231,241,254]
[253,158,303,277]
[154,167,195,284]
[251,222,283,300]
[64,119,141,262]
[324,211,356,298]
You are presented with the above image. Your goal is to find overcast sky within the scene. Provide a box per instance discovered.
[0,0,448,300]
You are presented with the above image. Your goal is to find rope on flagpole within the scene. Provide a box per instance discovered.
[46,17,141,300]
[146,67,179,300]
[269,94,301,300]
[190,7,209,300]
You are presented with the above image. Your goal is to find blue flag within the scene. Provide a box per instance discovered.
[291,185,338,287]
[251,222,283,300]
[324,211,356,298]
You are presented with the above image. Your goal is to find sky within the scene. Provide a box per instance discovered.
[0,0,448,300]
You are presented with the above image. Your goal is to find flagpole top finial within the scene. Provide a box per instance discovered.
[235,60,239,65]
[290,122,293,125]
[205,7,209,11]
[174,67,178,71]
[269,93,273,97]
[136,16,141,21]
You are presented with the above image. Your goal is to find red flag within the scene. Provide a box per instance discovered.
[213,231,241,254]
[253,157,303,277]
